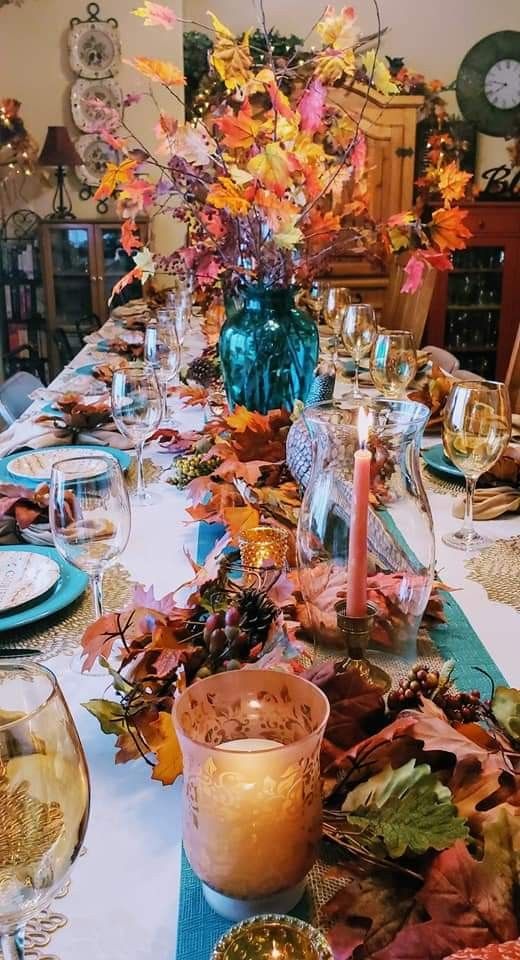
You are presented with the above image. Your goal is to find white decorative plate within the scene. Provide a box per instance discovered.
[7,447,116,483]
[68,21,121,79]
[0,552,60,613]
[71,77,122,133]
[75,133,119,186]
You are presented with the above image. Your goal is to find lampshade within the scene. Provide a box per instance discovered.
[38,126,81,167]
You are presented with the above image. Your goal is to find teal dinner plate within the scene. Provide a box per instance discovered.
[97,340,111,352]
[0,445,132,487]
[0,544,88,633]
[75,363,95,377]
[422,443,464,480]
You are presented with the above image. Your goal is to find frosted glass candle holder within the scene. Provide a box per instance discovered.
[174,669,329,920]
[238,526,289,569]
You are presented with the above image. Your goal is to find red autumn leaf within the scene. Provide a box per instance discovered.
[121,219,142,256]
[401,253,426,294]
[328,921,368,960]
[446,940,520,959]
[299,78,327,133]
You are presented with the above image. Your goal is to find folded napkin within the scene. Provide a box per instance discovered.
[453,485,520,520]
[0,417,133,456]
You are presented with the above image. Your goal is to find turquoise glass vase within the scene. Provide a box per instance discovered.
[219,285,319,414]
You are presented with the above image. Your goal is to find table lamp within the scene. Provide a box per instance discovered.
[38,126,80,220]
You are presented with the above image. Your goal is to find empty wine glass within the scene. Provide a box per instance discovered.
[322,286,351,367]
[0,660,90,960]
[144,316,181,425]
[442,379,511,550]
[174,290,192,355]
[341,303,377,399]
[370,330,417,398]
[49,453,131,617]
[111,366,162,506]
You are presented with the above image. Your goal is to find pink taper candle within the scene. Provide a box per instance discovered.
[346,408,372,618]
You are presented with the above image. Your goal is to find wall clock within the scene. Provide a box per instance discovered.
[456,31,520,137]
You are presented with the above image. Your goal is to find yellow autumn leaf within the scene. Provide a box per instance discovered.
[387,226,411,252]
[206,177,250,215]
[247,143,292,197]
[94,158,138,200]
[362,50,399,96]
[273,217,304,250]
[316,6,359,50]
[293,133,325,165]
[207,11,252,91]
[315,48,355,84]
[146,713,183,785]
[125,56,185,86]
[438,161,473,203]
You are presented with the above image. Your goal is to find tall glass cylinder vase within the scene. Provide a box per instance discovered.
[219,285,319,415]
[295,398,435,664]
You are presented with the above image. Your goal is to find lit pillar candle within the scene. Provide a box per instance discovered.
[346,408,373,618]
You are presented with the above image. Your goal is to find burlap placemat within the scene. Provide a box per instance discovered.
[465,536,520,613]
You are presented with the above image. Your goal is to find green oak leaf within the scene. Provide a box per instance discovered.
[492,686,520,742]
[342,759,469,858]
[82,698,127,736]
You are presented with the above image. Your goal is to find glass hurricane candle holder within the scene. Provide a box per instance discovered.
[238,526,289,569]
[174,669,329,921]
[211,914,334,960]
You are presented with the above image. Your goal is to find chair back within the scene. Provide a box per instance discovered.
[53,327,74,367]
[0,371,42,425]
[505,323,520,414]
[381,255,437,346]
[4,344,47,383]
[75,313,101,341]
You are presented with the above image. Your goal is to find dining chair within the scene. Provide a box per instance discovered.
[423,345,460,373]
[0,370,43,425]
[4,343,47,384]
[505,322,520,414]
[381,254,437,346]
[75,313,101,341]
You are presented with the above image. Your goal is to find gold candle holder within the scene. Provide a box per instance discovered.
[334,599,391,691]
[239,526,289,569]
[211,914,334,960]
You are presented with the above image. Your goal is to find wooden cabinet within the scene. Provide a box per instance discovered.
[39,220,147,377]
[326,85,424,300]
[425,203,520,380]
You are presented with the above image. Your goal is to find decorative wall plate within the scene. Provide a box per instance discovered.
[0,551,60,613]
[71,77,122,133]
[68,20,121,78]
[75,133,119,186]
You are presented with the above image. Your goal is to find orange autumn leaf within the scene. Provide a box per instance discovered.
[225,406,268,433]
[108,266,142,305]
[94,158,138,200]
[430,206,472,251]
[208,12,252,92]
[222,504,261,537]
[173,384,209,407]
[206,176,250,215]
[126,56,185,86]
[214,99,261,150]
[438,161,473,203]
[247,143,292,198]
[120,219,142,256]
[147,713,183,785]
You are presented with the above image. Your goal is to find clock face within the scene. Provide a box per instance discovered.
[484,59,520,109]
[456,31,520,136]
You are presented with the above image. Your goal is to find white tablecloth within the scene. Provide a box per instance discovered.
[11,322,520,960]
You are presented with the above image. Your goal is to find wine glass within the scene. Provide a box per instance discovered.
[49,453,131,618]
[144,316,181,425]
[0,659,90,960]
[370,330,417,398]
[111,366,162,506]
[442,379,511,550]
[341,303,377,400]
[322,286,351,367]
[171,291,192,356]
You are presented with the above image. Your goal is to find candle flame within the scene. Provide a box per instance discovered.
[357,407,372,448]
[271,942,281,959]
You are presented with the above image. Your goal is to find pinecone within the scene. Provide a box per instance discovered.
[168,453,220,488]
[186,354,221,387]
[238,587,278,646]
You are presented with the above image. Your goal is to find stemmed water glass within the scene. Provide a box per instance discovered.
[111,366,162,505]
[341,303,377,400]
[144,316,181,425]
[49,453,131,618]
[322,286,351,368]
[0,659,90,960]
[442,379,511,550]
[163,290,192,360]
[370,330,417,399]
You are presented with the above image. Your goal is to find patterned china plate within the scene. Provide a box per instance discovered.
[0,551,60,613]
[0,546,88,634]
[3,446,131,484]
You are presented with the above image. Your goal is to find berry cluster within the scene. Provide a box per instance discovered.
[388,663,487,723]
[168,453,220,488]
[196,607,250,678]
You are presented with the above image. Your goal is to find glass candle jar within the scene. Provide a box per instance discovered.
[211,914,334,960]
[174,670,329,920]
[238,526,289,569]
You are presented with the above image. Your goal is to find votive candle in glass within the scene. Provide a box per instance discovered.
[211,914,334,960]
[238,526,289,569]
[174,669,329,920]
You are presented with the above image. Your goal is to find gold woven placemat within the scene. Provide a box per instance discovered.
[421,462,462,497]
[0,563,133,660]
[465,536,520,613]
